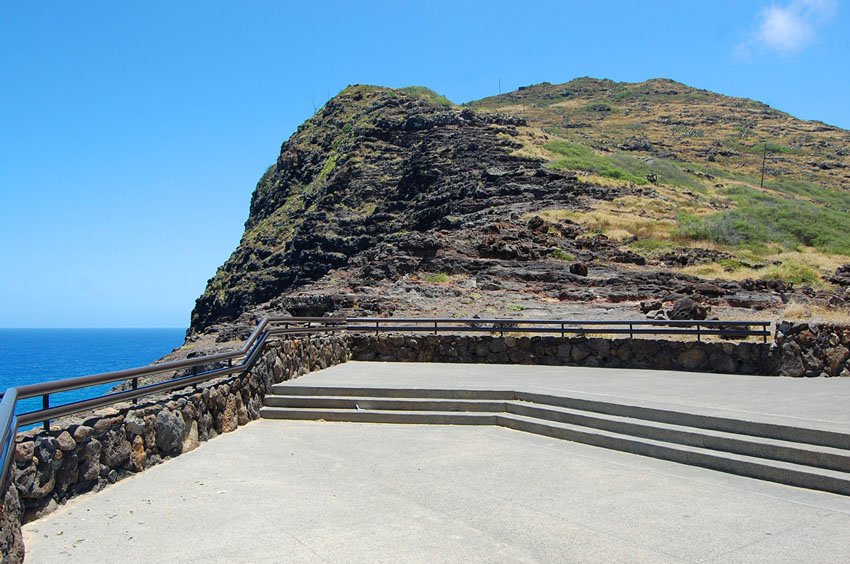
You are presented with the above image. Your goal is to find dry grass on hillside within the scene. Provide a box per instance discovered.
[780,302,850,324]
[682,249,846,287]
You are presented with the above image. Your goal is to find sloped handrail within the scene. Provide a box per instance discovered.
[0,317,345,491]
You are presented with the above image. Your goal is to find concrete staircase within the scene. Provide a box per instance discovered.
[260,384,850,496]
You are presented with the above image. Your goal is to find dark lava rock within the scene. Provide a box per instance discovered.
[609,251,646,266]
[660,248,732,267]
[484,166,510,179]
[669,297,708,320]
[281,295,338,317]
[154,410,186,456]
[739,278,792,293]
[640,300,663,314]
[831,265,850,286]
[526,215,545,232]
[647,309,668,320]
[100,429,131,469]
[691,283,727,298]
[215,324,253,343]
[569,262,589,276]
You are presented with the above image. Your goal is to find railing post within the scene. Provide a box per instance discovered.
[561,322,565,338]
[629,324,634,339]
[434,321,438,336]
[42,394,50,431]
[696,324,701,342]
[132,377,139,405]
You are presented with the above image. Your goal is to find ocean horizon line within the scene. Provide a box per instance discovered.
[0,327,185,331]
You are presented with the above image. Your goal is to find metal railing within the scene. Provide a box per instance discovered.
[0,317,345,492]
[346,317,772,341]
[0,315,771,493]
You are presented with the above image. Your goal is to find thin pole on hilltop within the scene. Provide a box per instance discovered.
[760,144,768,188]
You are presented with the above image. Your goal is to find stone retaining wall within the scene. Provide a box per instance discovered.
[1,485,23,562]
[350,335,773,374]
[0,334,350,563]
[774,322,850,377]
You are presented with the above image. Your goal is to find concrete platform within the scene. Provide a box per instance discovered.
[291,362,850,433]
[23,420,850,562]
[22,362,850,562]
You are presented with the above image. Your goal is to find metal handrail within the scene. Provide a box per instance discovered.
[6,322,343,401]
[346,317,771,341]
[0,317,344,493]
[0,388,18,493]
[348,317,770,326]
[0,314,771,496]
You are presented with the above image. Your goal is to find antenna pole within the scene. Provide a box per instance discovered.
[760,144,767,188]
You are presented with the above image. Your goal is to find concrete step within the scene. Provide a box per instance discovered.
[264,395,507,412]
[259,403,850,496]
[506,402,850,473]
[263,394,850,473]
[268,385,850,450]
[259,406,497,425]
[497,414,850,497]
[269,384,514,400]
[517,391,850,451]
[260,386,850,495]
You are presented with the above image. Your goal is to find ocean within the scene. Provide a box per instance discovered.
[0,328,186,418]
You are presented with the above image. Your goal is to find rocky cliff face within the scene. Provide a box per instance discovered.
[188,81,850,338]
[190,85,624,334]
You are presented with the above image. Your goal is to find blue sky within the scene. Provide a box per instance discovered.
[1,1,847,328]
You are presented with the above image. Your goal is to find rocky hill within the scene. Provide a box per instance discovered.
[187,79,850,339]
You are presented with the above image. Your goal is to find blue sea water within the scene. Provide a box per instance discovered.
[0,329,185,417]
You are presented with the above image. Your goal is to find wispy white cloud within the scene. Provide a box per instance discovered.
[739,0,837,57]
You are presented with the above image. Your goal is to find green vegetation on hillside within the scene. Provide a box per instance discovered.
[546,141,648,184]
[545,141,704,191]
[398,86,455,107]
[676,185,850,255]
[469,75,850,288]
[762,260,821,285]
[421,272,451,283]
[551,248,575,261]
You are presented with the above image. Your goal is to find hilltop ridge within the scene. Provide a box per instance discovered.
[188,78,850,337]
